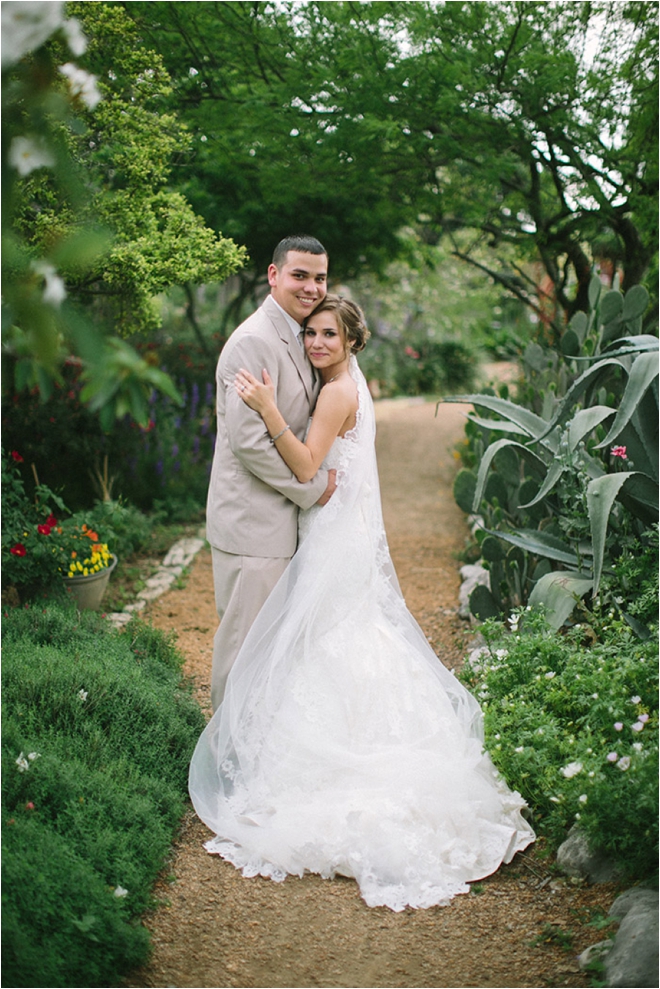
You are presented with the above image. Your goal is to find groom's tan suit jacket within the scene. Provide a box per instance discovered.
[206,294,328,558]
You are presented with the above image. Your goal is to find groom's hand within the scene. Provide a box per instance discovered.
[316,469,336,505]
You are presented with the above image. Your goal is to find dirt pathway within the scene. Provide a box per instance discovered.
[125,397,616,989]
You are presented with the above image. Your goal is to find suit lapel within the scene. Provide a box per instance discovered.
[262,296,316,404]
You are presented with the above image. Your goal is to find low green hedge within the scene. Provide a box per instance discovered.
[2,604,205,988]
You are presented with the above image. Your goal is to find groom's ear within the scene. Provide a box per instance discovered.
[267,264,279,288]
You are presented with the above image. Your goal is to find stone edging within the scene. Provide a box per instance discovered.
[105,536,206,630]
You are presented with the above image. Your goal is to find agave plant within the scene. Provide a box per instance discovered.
[445,278,658,628]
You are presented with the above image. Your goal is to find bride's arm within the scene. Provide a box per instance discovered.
[235,368,355,483]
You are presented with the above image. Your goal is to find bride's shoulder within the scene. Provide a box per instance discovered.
[321,374,358,409]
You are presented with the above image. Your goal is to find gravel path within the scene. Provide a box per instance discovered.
[125,396,617,989]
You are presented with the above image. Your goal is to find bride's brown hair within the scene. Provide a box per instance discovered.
[306,295,370,353]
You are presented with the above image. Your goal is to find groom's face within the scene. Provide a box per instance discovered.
[268,250,328,325]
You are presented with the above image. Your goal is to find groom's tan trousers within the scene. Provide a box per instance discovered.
[210,547,289,712]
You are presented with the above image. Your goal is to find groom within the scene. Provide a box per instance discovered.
[206,234,335,711]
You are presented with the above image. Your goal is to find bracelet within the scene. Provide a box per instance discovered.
[269,424,291,444]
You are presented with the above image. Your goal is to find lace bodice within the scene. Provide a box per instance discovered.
[298,431,356,543]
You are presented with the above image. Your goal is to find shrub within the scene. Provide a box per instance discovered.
[460,610,658,878]
[2,340,218,515]
[1,604,205,988]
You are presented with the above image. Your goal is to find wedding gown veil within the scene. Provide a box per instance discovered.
[189,357,534,911]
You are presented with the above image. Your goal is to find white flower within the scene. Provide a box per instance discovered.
[59,62,102,109]
[549,796,562,803]
[113,885,128,897]
[631,695,641,704]
[545,671,556,680]
[591,693,598,700]
[606,751,618,763]
[78,689,88,702]
[1,1,64,68]
[8,136,54,176]
[15,752,29,772]
[31,261,66,306]
[495,649,508,659]
[631,721,644,733]
[515,746,524,753]
[633,742,643,752]
[62,17,87,56]
[617,756,631,771]
[578,794,588,804]
[561,761,583,779]
[28,752,40,762]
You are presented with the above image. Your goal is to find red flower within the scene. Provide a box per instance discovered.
[37,524,52,536]
[405,346,420,359]
[45,514,58,527]
[611,445,628,460]
[10,544,26,557]
[11,451,24,463]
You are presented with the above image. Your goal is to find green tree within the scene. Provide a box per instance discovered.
[124,1,658,334]
[2,1,246,424]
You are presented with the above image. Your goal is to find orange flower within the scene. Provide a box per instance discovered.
[85,529,99,541]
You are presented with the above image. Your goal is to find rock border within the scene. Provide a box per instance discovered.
[105,536,206,630]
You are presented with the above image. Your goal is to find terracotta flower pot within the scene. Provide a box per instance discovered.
[62,555,117,611]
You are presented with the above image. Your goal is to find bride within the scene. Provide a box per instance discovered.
[188,295,534,912]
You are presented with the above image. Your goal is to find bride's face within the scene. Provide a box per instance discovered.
[304,311,349,377]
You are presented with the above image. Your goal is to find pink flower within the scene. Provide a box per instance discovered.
[606,752,618,762]
[25,801,35,811]
[614,722,623,731]
[610,446,627,459]
[631,721,644,732]
[638,713,649,723]
[11,450,24,462]
[404,346,420,359]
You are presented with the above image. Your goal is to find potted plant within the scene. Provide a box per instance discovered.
[2,449,117,609]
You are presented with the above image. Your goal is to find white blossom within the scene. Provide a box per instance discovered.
[62,17,87,56]
[32,261,66,306]
[113,885,128,898]
[59,62,102,109]
[578,794,588,804]
[514,746,524,753]
[561,761,583,779]
[545,671,556,680]
[15,752,29,772]
[2,1,64,68]
[78,689,88,702]
[8,136,54,176]
[617,756,631,771]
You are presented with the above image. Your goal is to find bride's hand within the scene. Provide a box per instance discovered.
[235,368,275,414]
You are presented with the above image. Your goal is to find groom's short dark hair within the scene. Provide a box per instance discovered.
[272,235,328,268]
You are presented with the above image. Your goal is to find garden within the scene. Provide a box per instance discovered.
[2,2,658,986]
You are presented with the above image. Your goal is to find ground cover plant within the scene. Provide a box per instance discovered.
[460,607,658,879]
[1,604,205,988]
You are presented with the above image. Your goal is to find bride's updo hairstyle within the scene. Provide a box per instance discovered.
[306,294,370,354]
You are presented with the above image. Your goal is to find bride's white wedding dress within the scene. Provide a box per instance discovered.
[189,357,534,911]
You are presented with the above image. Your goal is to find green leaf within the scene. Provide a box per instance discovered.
[518,459,565,508]
[482,527,588,567]
[621,284,649,322]
[473,439,548,513]
[586,472,657,594]
[600,290,623,324]
[567,406,615,451]
[445,395,558,450]
[528,572,594,629]
[595,352,659,448]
